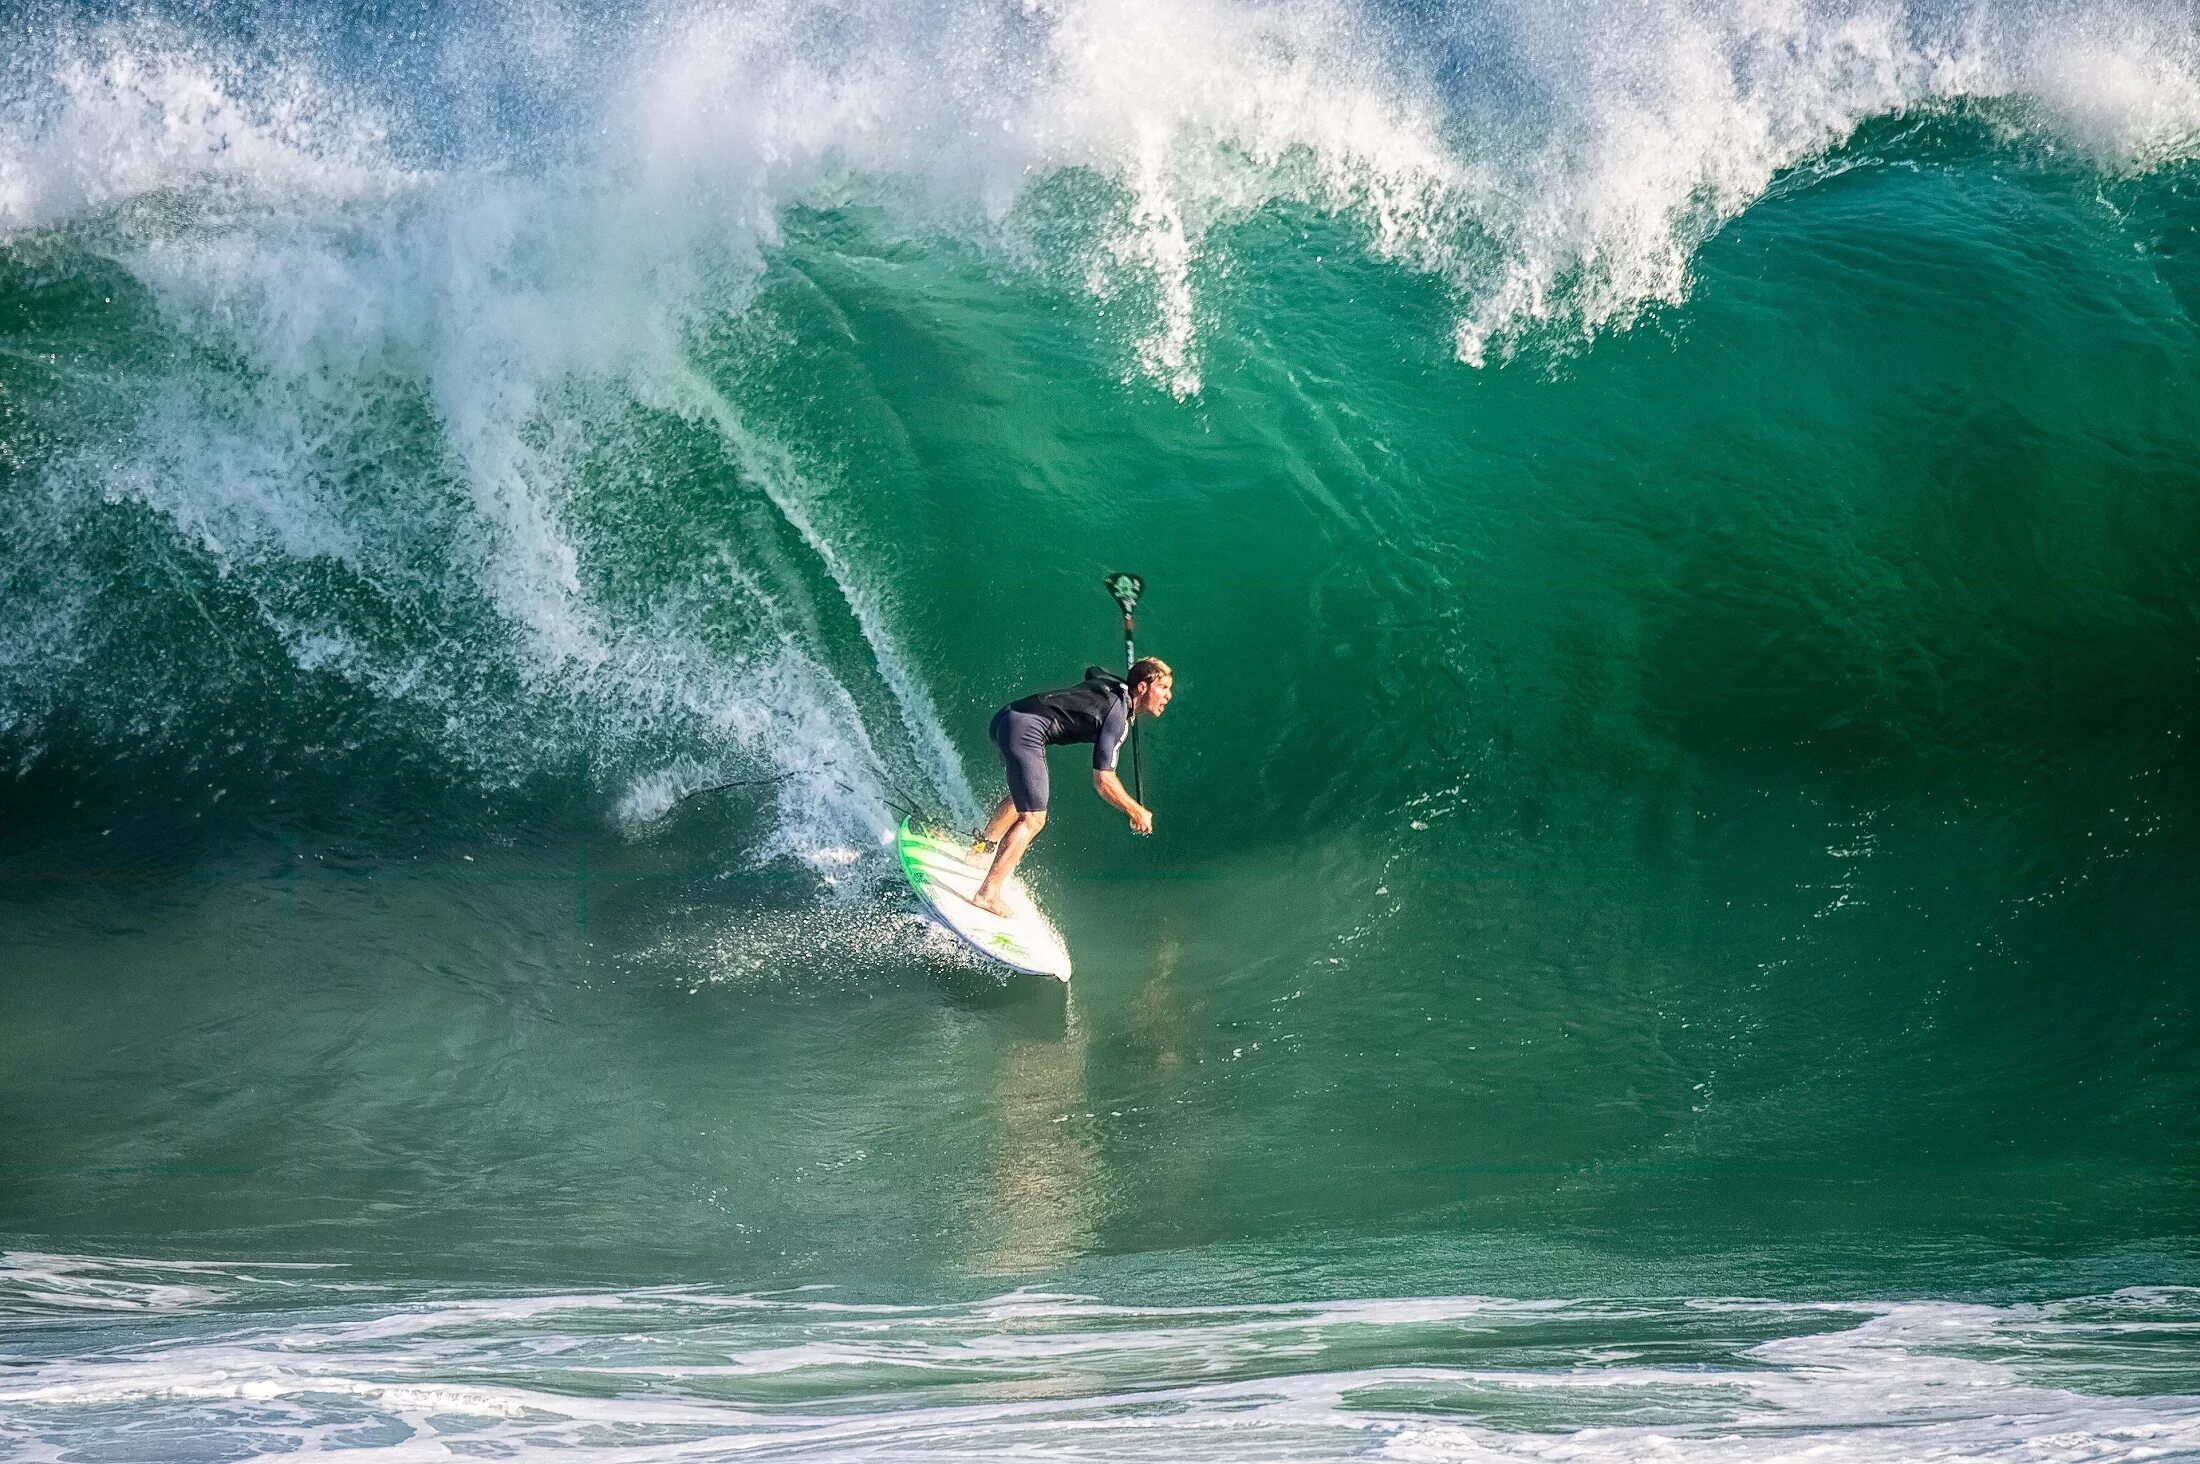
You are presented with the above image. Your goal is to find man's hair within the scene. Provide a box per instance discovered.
[1127,657,1172,694]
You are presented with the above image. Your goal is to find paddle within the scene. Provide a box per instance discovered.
[1104,570,1146,816]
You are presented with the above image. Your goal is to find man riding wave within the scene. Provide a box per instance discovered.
[969,657,1174,917]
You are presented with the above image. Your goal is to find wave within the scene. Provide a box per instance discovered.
[1,0,2197,867]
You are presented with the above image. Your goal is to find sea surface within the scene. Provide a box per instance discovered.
[4,1,2199,1458]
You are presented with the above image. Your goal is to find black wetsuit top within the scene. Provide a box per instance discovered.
[987,667,1132,814]
[1007,667,1132,770]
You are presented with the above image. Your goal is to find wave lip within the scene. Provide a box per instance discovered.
[10,2,2200,363]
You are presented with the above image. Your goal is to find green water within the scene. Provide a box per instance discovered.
[10,121,2196,1286]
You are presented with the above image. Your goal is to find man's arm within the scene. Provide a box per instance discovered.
[1092,770,1153,834]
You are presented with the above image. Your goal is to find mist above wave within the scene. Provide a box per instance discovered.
[6,0,2196,372]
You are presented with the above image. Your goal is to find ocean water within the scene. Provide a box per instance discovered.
[4,0,2199,1457]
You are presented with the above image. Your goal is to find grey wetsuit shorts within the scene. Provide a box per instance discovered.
[989,707,1051,813]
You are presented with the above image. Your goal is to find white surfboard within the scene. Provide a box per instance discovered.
[896,818,1072,980]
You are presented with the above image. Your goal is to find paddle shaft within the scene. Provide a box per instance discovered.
[1118,600,1145,809]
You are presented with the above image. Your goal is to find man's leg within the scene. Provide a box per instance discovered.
[975,794,1018,852]
[974,708,1049,914]
[971,811,1046,916]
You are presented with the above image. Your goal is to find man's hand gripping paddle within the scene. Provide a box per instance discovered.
[1104,571,1147,820]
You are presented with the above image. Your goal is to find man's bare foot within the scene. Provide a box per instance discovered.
[969,889,1012,918]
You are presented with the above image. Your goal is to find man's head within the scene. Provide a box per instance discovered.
[1128,657,1174,717]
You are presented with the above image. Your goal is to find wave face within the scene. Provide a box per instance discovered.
[4,0,2200,1453]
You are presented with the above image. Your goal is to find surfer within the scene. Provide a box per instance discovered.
[968,657,1174,917]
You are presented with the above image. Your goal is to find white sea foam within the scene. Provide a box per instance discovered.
[0,1251,342,1315]
[0,29,394,236]
[3,1259,2197,1462]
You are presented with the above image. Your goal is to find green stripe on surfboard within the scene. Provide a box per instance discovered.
[896,818,1072,980]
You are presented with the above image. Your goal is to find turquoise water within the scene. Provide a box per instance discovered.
[4,1,2200,1456]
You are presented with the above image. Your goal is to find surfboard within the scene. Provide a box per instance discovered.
[896,818,1072,980]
